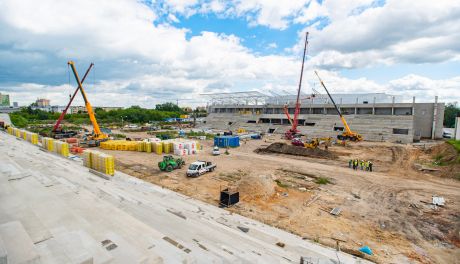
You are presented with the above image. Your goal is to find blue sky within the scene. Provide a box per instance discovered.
[0,0,459,107]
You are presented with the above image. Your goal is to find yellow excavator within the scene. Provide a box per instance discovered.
[68,61,108,146]
[314,71,363,142]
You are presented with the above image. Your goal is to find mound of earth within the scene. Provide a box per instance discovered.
[237,174,275,201]
[427,142,460,179]
[255,142,337,159]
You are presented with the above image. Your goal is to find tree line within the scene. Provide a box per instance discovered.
[10,103,190,128]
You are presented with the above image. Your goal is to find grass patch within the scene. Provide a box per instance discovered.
[447,140,460,153]
[315,177,330,185]
[432,154,447,166]
[112,133,126,139]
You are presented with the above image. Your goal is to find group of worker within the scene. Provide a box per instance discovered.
[348,159,373,172]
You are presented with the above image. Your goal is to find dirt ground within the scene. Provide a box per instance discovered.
[94,132,460,264]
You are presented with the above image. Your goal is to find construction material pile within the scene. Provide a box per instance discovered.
[41,137,70,157]
[7,127,38,145]
[41,137,55,151]
[255,142,337,159]
[100,139,200,156]
[82,149,115,176]
[172,140,198,156]
[53,140,70,157]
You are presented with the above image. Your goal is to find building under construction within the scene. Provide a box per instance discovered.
[203,91,444,143]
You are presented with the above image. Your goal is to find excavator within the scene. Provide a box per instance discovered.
[284,32,309,140]
[67,61,109,146]
[314,71,363,141]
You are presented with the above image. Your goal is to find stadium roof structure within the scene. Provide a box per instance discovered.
[203,91,404,106]
[201,91,269,105]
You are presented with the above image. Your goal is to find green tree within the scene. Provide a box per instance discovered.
[444,102,460,128]
[155,102,184,113]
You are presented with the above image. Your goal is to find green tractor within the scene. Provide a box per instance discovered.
[158,155,185,172]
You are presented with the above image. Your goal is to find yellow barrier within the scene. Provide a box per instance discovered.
[42,137,54,151]
[53,141,69,157]
[8,127,39,145]
[82,149,115,176]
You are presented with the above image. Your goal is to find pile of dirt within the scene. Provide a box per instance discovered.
[427,142,460,179]
[236,174,275,200]
[255,142,337,159]
[428,142,459,163]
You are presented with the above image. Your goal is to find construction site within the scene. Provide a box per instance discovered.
[1,38,460,264]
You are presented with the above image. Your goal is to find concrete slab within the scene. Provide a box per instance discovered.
[0,131,372,264]
[0,221,41,264]
[0,237,7,264]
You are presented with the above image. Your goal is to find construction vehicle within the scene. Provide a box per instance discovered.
[212,146,220,156]
[68,61,109,146]
[314,71,363,141]
[284,32,309,140]
[52,63,94,139]
[158,155,185,172]
[186,161,216,177]
[291,137,319,149]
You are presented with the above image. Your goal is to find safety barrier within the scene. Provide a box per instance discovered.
[7,127,38,145]
[82,149,115,176]
[53,141,69,157]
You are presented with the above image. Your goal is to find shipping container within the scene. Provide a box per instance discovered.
[214,136,240,148]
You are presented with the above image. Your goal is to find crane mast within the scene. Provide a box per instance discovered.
[67,61,105,139]
[285,32,308,139]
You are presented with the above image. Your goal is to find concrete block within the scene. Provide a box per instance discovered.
[0,237,7,264]
[36,231,95,264]
[0,221,41,264]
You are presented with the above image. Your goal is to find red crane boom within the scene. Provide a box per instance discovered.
[285,32,308,139]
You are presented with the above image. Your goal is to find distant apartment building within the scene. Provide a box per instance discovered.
[70,106,123,114]
[0,93,10,106]
[13,102,18,107]
[36,98,50,107]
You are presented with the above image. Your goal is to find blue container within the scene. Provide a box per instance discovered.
[214,136,240,148]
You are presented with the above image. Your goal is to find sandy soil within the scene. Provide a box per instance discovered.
[94,134,460,264]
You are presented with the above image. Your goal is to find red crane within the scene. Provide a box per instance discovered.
[51,63,94,139]
[284,32,308,140]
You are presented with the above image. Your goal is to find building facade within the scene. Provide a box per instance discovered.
[70,106,123,114]
[36,98,50,107]
[0,93,10,107]
[203,92,444,143]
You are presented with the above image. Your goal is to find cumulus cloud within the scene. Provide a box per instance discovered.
[0,0,459,108]
[0,0,300,106]
[300,0,460,68]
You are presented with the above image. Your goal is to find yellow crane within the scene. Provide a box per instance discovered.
[314,71,363,142]
[68,61,108,145]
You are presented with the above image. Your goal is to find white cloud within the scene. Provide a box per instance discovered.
[300,0,460,68]
[0,0,459,109]
[267,43,277,49]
